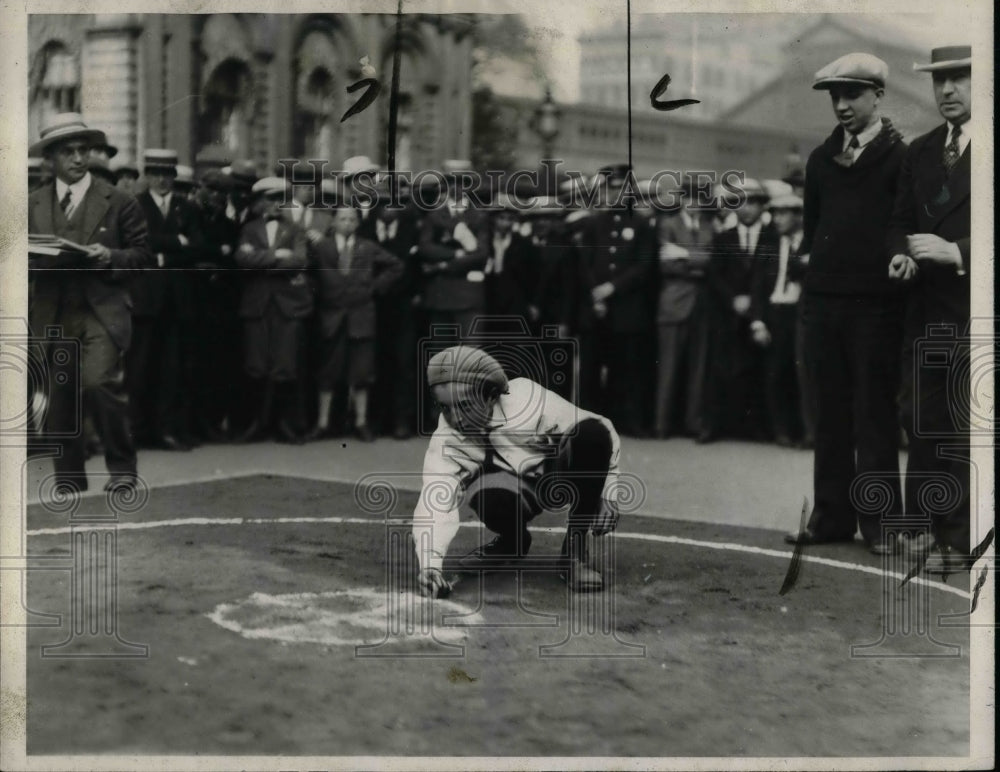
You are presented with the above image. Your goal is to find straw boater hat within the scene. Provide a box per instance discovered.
[143,148,179,175]
[341,155,380,180]
[913,45,971,72]
[30,113,107,156]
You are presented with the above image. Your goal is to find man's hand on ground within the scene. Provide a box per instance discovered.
[417,568,453,598]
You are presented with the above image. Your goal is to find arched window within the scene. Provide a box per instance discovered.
[200,58,254,154]
[30,41,79,141]
[293,29,342,162]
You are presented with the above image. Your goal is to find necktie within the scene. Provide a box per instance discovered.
[775,236,789,295]
[943,125,962,176]
[738,225,747,253]
[158,195,170,218]
[835,134,860,168]
[338,238,353,273]
[60,189,73,217]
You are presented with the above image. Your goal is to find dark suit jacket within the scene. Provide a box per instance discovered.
[313,235,404,339]
[235,218,314,319]
[418,204,489,312]
[532,227,576,329]
[29,176,153,349]
[750,230,804,324]
[576,209,657,333]
[370,211,421,301]
[655,212,713,324]
[132,191,203,318]
[485,231,536,318]
[886,122,970,328]
[708,221,780,313]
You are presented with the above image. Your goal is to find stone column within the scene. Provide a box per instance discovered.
[82,14,142,165]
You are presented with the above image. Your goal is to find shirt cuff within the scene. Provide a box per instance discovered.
[951,242,966,276]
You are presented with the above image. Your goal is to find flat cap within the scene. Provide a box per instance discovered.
[426,346,509,392]
[251,176,291,197]
[200,169,232,191]
[733,177,770,202]
[769,193,804,211]
[813,53,888,90]
[228,159,258,189]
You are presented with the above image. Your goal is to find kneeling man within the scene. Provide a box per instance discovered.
[413,345,624,597]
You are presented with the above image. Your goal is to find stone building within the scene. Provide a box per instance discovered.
[28,13,476,172]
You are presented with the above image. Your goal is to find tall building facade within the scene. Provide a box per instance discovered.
[28,13,476,172]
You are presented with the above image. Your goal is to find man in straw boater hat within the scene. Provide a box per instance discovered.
[412,345,625,597]
[129,149,204,451]
[28,112,153,495]
[785,53,908,555]
[887,46,974,575]
[233,176,314,444]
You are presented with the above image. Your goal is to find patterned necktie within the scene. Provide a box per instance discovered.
[835,134,860,168]
[60,189,73,217]
[943,125,962,176]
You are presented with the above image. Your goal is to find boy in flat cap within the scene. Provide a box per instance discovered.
[788,53,908,554]
[887,46,973,573]
[413,345,624,597]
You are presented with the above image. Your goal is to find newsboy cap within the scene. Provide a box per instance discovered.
[813,53,888,90]
[251,176,291,197]
[426,346,509,393]
[914,46,971,73]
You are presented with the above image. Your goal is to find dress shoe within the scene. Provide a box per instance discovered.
[232,420,265,444]
[784,528,855,546]
[52,480,84,497]
[695,430,716,444]
[392,424,413,440]
[924,546,974,576]
[276,420,306,445]
[563,558,603,592]
[865,537,897,556]
[103,476,137,494]
[355,424,376,443]
[158,434,192,451]
[305,424,329,441]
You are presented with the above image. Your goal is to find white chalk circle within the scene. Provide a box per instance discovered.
[207,588,483,647]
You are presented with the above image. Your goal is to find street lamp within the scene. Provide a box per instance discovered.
[533,85,561,194]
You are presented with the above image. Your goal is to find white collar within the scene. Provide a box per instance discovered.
[844,115,882,151]
[56,172,92,203]
[151,189,172,207]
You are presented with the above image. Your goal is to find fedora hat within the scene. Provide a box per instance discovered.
[30,113,107,156]
[914,45,971,72]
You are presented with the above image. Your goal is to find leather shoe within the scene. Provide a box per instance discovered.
[563,558,604,592]
[158,434,192,451]
[784,528,855,546]
[276,420,306,445]
[924,546,974,576]
[865,538,896,556]
[355,424,376,443]
[103,476,137,494]
[695,430,716,444]
[392,424,412,440]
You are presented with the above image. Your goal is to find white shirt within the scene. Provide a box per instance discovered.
[55,172,92,220]
[770,232,803,305]
[265,219,279,248]
[737,220,762,254]
[412,378,622,571]
[842,115,883,160]
[150,191,173,218]
[946,119,972,156]
[375,218,398,243]
[488,232,511,274]
[334,233,355,257]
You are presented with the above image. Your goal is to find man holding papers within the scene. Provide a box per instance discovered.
[28,113,153,495]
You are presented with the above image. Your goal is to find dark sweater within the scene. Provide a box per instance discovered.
[801,117,907,296]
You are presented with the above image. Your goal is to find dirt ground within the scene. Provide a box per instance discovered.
[25,475,970,758]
